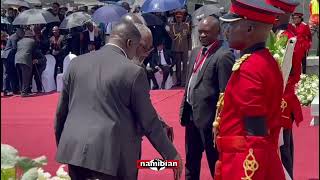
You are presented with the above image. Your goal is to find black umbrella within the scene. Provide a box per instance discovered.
[192,4,225,26]
[141,13,164,26]
[12,9,60,25]
[59,12,91,29]
[2,0,30,8]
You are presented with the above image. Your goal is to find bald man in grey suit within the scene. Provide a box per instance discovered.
[55,21,182,180]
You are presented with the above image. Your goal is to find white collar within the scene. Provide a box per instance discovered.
[106,43,128,59]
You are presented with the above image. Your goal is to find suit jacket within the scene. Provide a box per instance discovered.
[151,49,174,68]
[180,41,235,129]
[55,45,178,177]
[15,37,38,68]
[82,30,103,53]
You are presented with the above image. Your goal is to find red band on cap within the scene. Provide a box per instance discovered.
[230,4,276,24]
[266,0,297,13]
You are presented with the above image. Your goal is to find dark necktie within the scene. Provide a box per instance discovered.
[202,47,207,55]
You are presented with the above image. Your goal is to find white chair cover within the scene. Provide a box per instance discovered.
[32,55,56,92]
[56,53,77,92]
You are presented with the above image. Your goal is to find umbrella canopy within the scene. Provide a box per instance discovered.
[25,0,41,5]
[1,17,11,24]
[12,9,60,25]
[92,4,127,25]
[141,13,164,26]
[2,0,30,8]
[59,12,91,29]
[141,0,184,13]
[192,4,224,26]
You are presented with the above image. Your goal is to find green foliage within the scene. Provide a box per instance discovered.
[266,31,288,66]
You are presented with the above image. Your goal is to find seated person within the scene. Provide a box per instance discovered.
[149,42,175,89]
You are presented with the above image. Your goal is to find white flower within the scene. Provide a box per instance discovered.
[37,168,51,180]
[56,165,71,179]
[280,49,286,54]
[273,53,281,60]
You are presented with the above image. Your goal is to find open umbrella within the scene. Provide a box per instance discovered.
[141,0,184,13]
[192,4,224,26]
[59,12,91,29]
[141,13,164,26]
[12,9,60,25]
[2,0,30,8]
[92,4,127,25]
[1,17,11,24]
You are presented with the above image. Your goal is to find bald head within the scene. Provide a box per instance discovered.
[198,16,221,46]
[109,22,142,59]
[121,13,146,25]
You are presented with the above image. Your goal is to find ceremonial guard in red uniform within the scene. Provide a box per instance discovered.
[291,12,312,74]
[213,0,286,179]
[266,0,301,178]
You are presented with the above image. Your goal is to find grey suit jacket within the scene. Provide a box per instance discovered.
[15,37,36,68]
[180,41,235,129]
[55,45,178,177]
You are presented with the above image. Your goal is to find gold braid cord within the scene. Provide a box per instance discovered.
[281,98,290,119]
[172,24,182,44]
[232,54,252,71]
[213,93,224,147]
[242,149,259,180]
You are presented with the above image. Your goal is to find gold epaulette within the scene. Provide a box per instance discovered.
[232,54,252,71]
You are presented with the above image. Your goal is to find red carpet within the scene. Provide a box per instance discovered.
[1,90,319,180]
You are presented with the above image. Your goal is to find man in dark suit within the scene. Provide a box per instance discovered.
[180,16,235,180]
[150,42,175,89]
[82,21,103,53]
[55,21,182,180]
[1,28,24,96]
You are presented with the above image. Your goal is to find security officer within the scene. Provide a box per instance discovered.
[169,9,191,87]
[213,0,286,179]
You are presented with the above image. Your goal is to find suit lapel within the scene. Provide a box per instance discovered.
[186,47,201,84]
[195,44,222,86]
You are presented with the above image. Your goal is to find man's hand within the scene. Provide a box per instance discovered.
[32,59,38,64]
[173,153,183,180]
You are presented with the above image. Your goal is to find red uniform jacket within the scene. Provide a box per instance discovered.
[215,47,285,180]
[291,22,312,53]
[280,28,304,127]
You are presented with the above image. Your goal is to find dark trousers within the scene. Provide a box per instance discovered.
[31,64,44,92]
[302,55,307,74]
[2,58,19,93]
[16,64,32,94]
[174,51,188,86]
[159,65,171,89]
[146,67,159,89]
[68,165,118,180]
[53,54,64,83]
[185,118,219,180]
[280,128,294,179]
